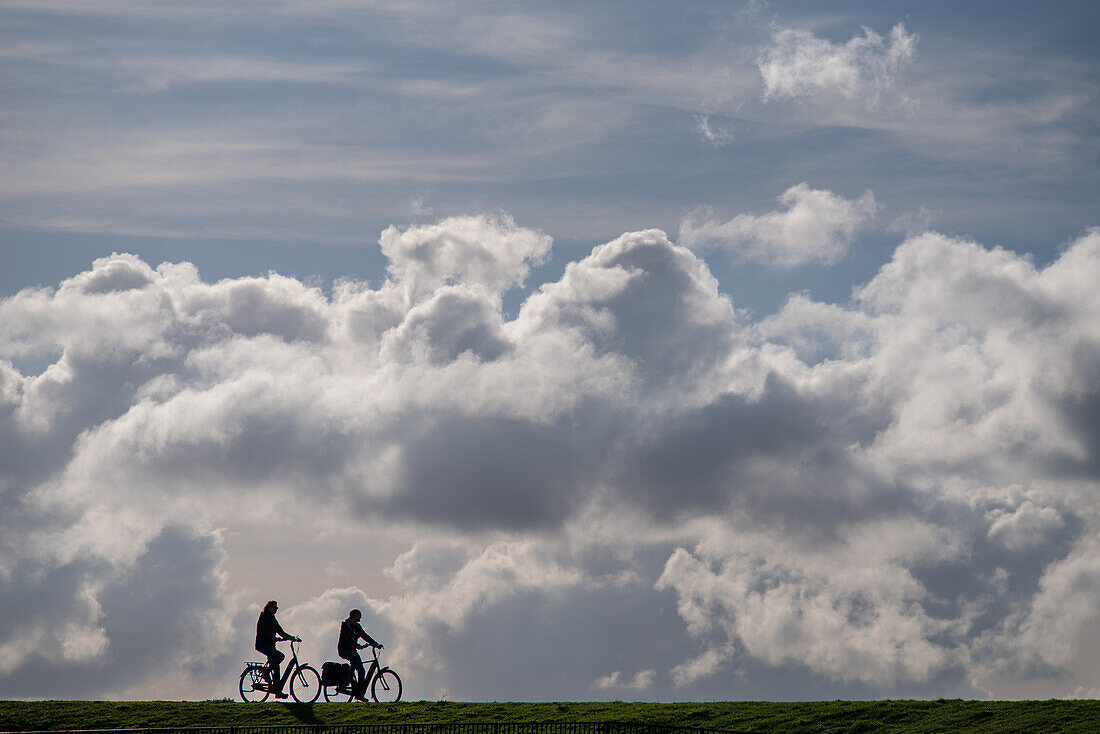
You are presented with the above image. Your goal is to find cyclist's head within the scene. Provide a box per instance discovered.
[348,608,362,622]
[265,600,278,613]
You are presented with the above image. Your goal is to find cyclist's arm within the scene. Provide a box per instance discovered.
[274,618,295,641]
[356,623,381,648]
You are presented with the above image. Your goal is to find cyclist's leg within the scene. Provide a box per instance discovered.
[257,645,285,684]
[338,648,365,695]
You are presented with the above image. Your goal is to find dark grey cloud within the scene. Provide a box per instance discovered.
[617,374,832,513]
[384,414,584,531]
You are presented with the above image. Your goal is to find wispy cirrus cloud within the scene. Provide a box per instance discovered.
[693,114,735,147]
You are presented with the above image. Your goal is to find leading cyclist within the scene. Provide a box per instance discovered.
[255,600,298,699]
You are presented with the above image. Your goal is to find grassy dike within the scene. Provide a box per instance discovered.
[0,700,1098,733]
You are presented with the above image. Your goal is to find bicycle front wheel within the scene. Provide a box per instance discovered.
[239,666,271,702]
[290,664,321,703]
[371,667,402,703]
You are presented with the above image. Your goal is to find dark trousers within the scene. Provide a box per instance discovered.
[257,645,285,684]
[338,648,366,692]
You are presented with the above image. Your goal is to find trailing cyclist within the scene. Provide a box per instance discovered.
[337,608,381,700]
[255,600,298,699]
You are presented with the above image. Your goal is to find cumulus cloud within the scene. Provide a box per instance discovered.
[759,23,916,102]
[679,183,877,266]
[656,522,959,688]
[2,217,1100,700]
[380,213,552,304]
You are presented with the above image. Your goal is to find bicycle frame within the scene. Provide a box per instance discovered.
[332,646,381,696]
[362,645,383,687]
[269,638,304,693]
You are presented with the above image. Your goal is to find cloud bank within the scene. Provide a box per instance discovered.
[2,212,1100,700]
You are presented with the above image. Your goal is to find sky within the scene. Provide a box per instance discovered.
[1,0,1099,702]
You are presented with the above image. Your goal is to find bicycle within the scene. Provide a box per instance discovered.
[239,638,322,703]
[322,644,402,703]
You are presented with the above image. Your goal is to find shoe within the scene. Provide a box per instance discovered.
[274,691,289,699]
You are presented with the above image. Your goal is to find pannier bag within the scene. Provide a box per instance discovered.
[321,661,352,686]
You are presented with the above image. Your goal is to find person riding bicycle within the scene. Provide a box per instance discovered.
[337,608,381,699]
[255,600,297,699]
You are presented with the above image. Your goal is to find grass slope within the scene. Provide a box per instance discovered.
[0,700,1098,733]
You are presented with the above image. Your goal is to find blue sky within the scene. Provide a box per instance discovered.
[2,0,1100,702]
[4,1,1096,305]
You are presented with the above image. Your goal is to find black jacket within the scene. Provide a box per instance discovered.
[338,618,378,652]
[255,610,291,649]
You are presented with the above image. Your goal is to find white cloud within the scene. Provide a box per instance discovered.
[592,668,656,690]
[656,521,959,688]
[380,213,553,304]
[968,536,1100,698]
[986,500,1065,551]
[669,646,733,688]
[759,23,916,102]
[679,183,876,266]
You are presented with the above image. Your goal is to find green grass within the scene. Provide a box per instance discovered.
[0,700,1097,733]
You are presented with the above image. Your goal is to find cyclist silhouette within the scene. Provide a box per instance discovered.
[255,600,297,699]
[337,608,381,699]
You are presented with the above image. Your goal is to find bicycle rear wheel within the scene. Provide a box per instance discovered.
[239,665,271,702]
[371,667,402,703]
[290,664,321,703]
[323,683,353,702]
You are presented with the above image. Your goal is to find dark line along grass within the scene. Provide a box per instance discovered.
[0,700,1098,733]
